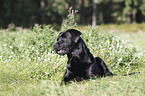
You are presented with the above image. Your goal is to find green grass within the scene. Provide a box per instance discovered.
[0,24,145,96]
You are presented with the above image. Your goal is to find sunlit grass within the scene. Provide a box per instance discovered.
[0,24,145,95]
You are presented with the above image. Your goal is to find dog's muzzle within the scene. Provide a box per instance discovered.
[53,44,66,55]
[53,44,59,51]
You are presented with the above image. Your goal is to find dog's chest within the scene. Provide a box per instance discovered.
[67,56,92,71]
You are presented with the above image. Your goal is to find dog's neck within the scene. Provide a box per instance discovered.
[67,38,94,63]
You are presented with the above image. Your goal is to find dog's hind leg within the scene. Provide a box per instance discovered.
[95,57,113,76]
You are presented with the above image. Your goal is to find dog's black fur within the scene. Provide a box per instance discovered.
[53,29,113,85]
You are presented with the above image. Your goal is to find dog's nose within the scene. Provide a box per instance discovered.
[53,44,59,49]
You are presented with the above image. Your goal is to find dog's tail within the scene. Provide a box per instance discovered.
[113,72,140,76]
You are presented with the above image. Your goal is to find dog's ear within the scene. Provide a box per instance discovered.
[67,29,82,43]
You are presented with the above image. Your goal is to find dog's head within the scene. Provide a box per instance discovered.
[53,29,81,55]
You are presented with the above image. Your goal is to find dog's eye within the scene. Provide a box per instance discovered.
[63,37,67,40]
[62,36,67,40]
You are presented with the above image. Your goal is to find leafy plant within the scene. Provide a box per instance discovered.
[61,7,78,31]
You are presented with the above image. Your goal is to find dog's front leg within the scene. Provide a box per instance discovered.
[60,69,75,85]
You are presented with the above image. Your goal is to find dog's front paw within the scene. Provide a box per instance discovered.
[105,72,113,76]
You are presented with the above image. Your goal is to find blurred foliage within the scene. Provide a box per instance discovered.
[0,10,144,80]
[0,0,145,28]
[0,8,144,95]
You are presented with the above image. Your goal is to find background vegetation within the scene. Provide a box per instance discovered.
[0,16,145,96]
[0,0,145,28]
[0,0,145,95]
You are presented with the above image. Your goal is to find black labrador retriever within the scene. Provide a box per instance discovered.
[53,29,113,85]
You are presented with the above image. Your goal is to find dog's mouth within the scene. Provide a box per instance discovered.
[57,49,65,54]
[56,49,68,55]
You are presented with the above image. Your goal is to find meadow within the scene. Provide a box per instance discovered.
[0,23,145,96]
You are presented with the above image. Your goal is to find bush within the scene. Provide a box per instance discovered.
[0,24,143,80]
[0,7,143,80]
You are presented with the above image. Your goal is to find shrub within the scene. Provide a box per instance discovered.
[0,8,143,80]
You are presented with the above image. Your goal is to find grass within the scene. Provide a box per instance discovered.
[0,24,145,96]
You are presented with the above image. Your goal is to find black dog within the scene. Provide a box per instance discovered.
[53,29,113,85]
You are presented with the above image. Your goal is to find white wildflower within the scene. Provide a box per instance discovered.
[99,44,102,48]
[20,44,23,46]
[138,53,143,56]
[44,59,47,62]
[45,72,49,74]
[4,60,7,62]
[49,49,52,52]
[10,46,13,48]
[32,47,34,50]
[120,45,123,48]
[22,55,25,57]
[3,43,7,46]
[48,52,51,55]
[48,58,50,60]
[118,58,122,62]
[122,40,124,43]
[63,58,66,60]
[38,57,41,60]
[9,56,13,58]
